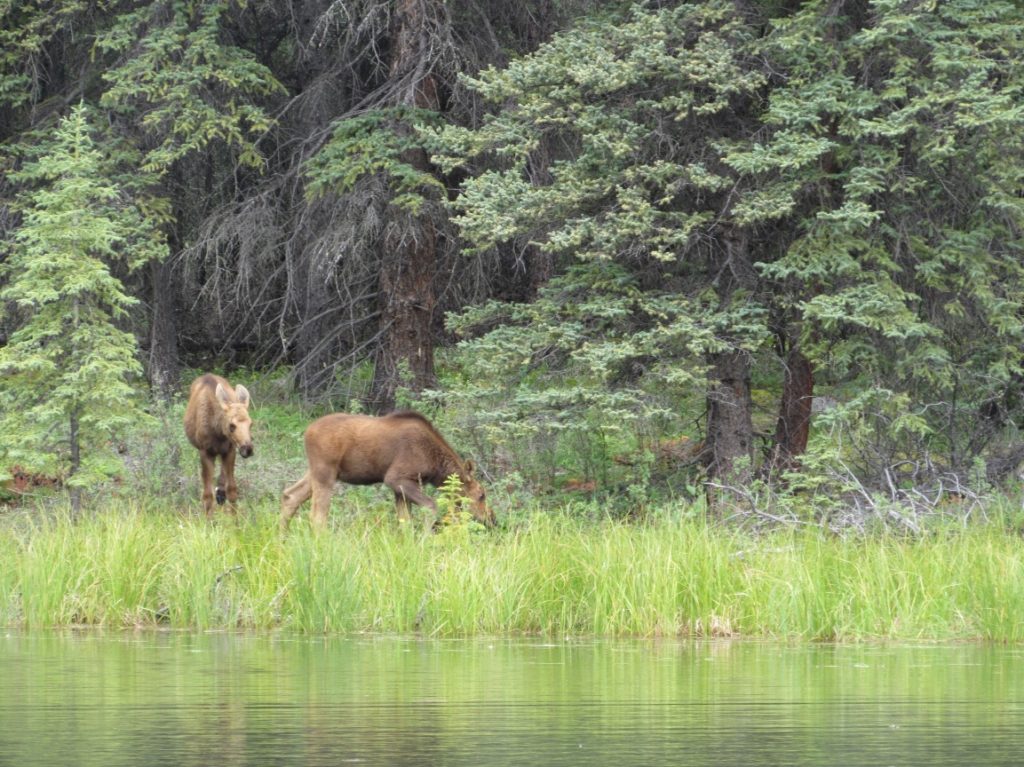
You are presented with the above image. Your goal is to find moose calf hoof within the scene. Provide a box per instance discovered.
[215,487,226,505]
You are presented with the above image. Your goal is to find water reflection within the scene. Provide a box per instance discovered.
[0,633,1021,766]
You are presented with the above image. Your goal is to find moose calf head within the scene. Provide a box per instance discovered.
[461,461,495,527]
[216,383,254,458]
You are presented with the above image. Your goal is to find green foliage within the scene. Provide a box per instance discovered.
[427,2,782,490]
[0,0,90,110]
[0,105,154,488]
[2,0,1023,515]
[431,2,762,260]
[305,107,447,214]
[436,473,467,523]
[433,0,1024,495]
[742,0,1024,395]
[96,0,283,173]
[433,261,719,499]
[434,474,492,539]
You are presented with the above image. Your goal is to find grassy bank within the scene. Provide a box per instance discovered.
[2,502,1024,641]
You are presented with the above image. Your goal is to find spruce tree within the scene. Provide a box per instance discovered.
[434,0,1024,500]
[0,104,153,513]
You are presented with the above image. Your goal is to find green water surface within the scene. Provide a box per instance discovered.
[0,632,1020,766]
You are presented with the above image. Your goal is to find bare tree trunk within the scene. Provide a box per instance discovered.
[368,0,444,411]
[148,256,181,399]
[706,348,755,487]
[768,345,814,474]
[704,226,757,499]
[69,408,81,519]
[294,257,336,398]
[370,225,438,410]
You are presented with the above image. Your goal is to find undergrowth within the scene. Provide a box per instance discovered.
[2,501,1024,641]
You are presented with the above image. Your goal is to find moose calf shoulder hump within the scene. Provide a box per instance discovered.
[280,411,494,532]
[184,374,254,516]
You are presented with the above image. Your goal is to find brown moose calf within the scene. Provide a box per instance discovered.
[183,374,254,516]
[280,411,494,531]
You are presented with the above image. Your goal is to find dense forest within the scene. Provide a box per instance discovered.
[2,0,1024,522]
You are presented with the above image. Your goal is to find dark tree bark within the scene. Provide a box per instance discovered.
[370,224,439,410]
[294,254,337,398]
[768,345,814,473]
[703,226,757,494]
[368,0,444,411]
[143,157,188,400]
[69,408,81,518]
[705,348,755,486]
[147,256,181,399]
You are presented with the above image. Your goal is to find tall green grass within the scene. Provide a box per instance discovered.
[2,503,1024,640]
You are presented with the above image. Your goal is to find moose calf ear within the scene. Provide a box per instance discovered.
[235,384,250,407]
[215,383,231,407]
[465,460,476,477]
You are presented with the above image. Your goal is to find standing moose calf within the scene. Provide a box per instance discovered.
[280,411,494,531]
[184,374,254,516]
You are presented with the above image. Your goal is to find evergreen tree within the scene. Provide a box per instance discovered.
[95,0,284,395]
[434,0,1024,500]
[0,105,154,513]
[729,0,1024,484]
[1,0,574,407]
[432,1,771,488]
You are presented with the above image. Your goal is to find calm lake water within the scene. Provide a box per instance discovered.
[0,632,1021,766]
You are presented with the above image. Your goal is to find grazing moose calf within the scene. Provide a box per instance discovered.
[280,411,494,531]
[183,374,254,516]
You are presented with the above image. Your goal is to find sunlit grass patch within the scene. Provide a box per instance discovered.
[2,502,1024,641]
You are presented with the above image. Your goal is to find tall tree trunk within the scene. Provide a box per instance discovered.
[704,226,757,498]
[69,300,82,518]
[69,408,81,519]
[768,345,814,474]
[294,255,336,398]
[370,225,438,410]
[368,0,443,411]
[705,348,755,487]
[148,256,181,399]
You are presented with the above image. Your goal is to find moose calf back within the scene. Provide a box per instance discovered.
[281,411,493,530]
[304,413,447,484]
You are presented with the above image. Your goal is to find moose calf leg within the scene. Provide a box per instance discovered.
[280,473,312,532]
[387,476,437,527]
[219,448,238,514]
[199,452,217,516]
[393,492,413,524]
[310,479,334,531]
